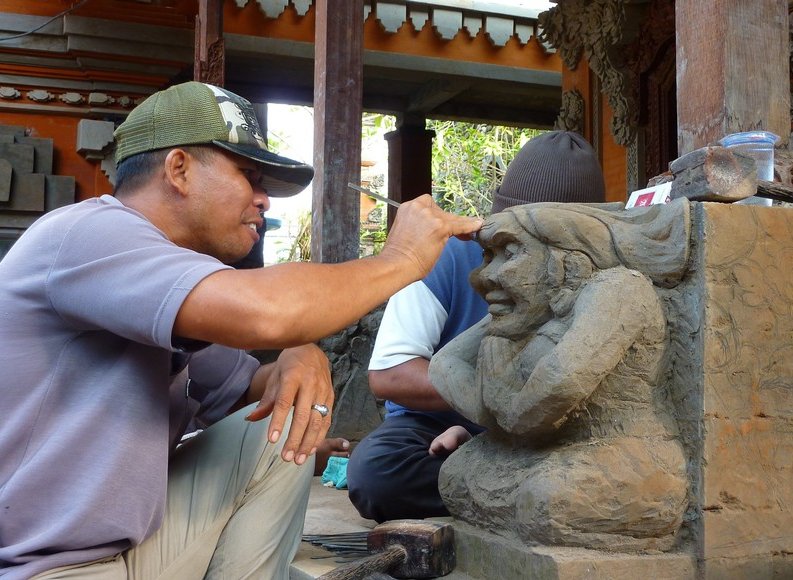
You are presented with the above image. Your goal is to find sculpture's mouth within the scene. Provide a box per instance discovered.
[486,291,513,315]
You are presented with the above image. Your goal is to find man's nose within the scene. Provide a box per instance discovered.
[253,190,270,213]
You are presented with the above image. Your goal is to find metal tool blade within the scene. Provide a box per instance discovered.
[348,182,401,208]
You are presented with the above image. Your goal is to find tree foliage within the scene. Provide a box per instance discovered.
[281,114,544,261]
[428,120,544,217]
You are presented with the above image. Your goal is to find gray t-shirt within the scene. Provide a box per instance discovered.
[0,196,256,579]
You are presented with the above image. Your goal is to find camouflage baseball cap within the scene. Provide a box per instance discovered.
[114,81,314,197]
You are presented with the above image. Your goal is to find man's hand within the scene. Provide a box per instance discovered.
[314,437,350,476]
[244,344,333,465]
[380,195,483,280]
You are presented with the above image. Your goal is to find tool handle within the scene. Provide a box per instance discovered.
[317,544,407,580]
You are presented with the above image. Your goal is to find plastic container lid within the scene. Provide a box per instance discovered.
[718,131,780,147]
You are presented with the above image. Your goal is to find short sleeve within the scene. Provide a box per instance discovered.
[368,281,447,370]
[47,201,229,350]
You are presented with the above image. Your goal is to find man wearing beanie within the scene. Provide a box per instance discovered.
[0,82,481,580]
[347,131,605,522]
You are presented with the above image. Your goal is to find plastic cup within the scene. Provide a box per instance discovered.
[718,131,780,206]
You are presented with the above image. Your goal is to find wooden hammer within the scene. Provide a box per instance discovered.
[317,519,455,580]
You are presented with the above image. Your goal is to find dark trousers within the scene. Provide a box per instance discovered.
[346,414,456,523]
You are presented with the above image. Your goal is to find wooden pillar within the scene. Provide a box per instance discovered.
[384,119,434,229]
[676,0,790,154]
[311,0,363,263]
[193,0,224,86]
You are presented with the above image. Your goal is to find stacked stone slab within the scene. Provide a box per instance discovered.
[0,124,76,231]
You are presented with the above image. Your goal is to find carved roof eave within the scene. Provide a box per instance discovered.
[236,0,552,49]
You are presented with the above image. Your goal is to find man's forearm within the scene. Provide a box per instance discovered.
[176,254,417,350]
[173,196,482,351]
[369,358,453,411]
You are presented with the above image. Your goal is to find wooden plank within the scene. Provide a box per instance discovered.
[384,122,434,229]
[669,146,756,202]
[664,146,793,203]
[311,0,364,263]
[757,180,793,203]
[676,0,790,154]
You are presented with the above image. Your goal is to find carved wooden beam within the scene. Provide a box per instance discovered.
[538,0,649,146]
[194,0,224,86]
[554,89,584,135]
[312,0,364,263]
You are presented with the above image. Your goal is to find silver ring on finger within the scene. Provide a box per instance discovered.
[311,403,329,418]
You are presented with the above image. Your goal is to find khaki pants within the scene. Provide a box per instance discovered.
[33,405,313,580]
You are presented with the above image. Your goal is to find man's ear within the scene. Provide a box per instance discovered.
[164,148,190,196]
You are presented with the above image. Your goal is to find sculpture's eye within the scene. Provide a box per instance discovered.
[503,243,520,260]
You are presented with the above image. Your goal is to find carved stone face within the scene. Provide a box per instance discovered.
[472,212,555,340]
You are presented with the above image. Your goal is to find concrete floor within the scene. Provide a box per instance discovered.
[302,477,375,537]
[290,478,476,580]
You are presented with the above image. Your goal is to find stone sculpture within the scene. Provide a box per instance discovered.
[429,199,692,552]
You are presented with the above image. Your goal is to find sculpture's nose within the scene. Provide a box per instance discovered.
[478,259,501,290]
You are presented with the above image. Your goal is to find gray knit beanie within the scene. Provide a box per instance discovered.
[491,131,606,213]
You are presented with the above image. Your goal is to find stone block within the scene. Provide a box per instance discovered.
[702,509,793,561]
[45,175,75,211]
[702,415,793,509]
[704,553,793,580]
[0,143,34,174]
[76,119,115,157]
[2,173,45,211]
[17,136,54,175]
[696,203,793,572]
[701,203,793,419]
[318,308,385,442]
[0,134,14,144]
[0,125,26,139]
[451,520,696,580]
[0,158,11,202]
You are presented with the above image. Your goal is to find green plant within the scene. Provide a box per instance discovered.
[285,210,312,262]
[362,112,396,140]
[428,120,543,216]
[359,205,388,256]
[280,114,543,262]
[281,206,389,262]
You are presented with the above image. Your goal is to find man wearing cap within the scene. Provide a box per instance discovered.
[346,131,606,523]
[0,82,481,580]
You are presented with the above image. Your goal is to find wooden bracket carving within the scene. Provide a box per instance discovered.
[539,0,649,147]
[554,89,585,135]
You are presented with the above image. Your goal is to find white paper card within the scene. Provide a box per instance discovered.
[625,181,673,208]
